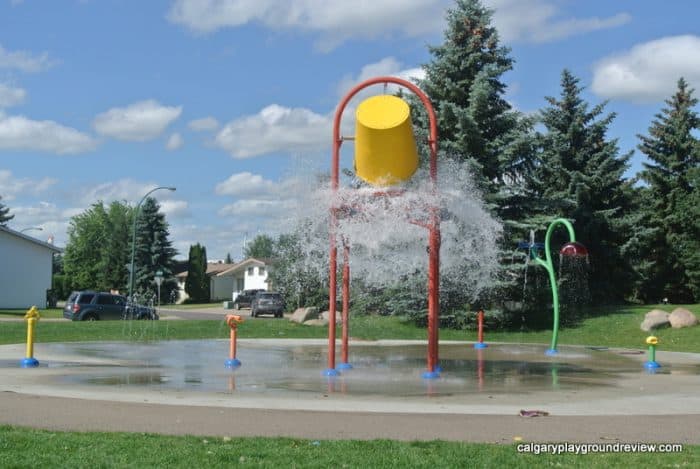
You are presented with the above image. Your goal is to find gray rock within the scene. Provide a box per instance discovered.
[669,307,698,329]
[290,307,320,324]
[303,318,329,327]
[320,310,342,323]
[640,309,670,332]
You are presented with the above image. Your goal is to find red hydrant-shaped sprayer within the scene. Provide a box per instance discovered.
[473,310,488,349]
[225,314,244,368]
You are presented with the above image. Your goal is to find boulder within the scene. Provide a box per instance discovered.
[303,318,329,327]
[640,309,670,332]
[320,310,342,323]
[669,307,698,329]
[290,307,320,324]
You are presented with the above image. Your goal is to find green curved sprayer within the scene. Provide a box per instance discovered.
[528,218,587,355]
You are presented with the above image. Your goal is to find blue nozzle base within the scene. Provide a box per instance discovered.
[20,358,39,368]
[225,358,242,369]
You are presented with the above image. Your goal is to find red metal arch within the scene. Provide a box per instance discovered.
[328,76,441,376]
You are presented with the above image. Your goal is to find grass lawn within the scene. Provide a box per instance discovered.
[0,425,697,468]
[0,308,64,319]
[1,304,698,352]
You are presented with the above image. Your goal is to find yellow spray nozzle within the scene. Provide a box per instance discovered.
[24,306,40,321]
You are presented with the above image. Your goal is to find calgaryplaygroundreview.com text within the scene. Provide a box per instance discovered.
[517,442,684,455]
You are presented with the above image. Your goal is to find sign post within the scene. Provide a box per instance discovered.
[154,270,163,307]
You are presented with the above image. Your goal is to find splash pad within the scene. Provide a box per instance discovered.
[2,339,700,416]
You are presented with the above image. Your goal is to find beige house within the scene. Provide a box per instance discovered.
[0,225,62,309]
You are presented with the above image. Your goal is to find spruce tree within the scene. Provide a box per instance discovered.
[410,0,536,312]
[529,69,638,305]
[0,195,14,226]
[132,197,178,303]
[185,243,209,302]
[637,78,700,302]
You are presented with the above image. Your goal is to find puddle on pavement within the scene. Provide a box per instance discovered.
[11,340,690,397]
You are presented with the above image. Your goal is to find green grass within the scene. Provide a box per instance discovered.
[1,304,698,352]
[0,308,64,319]
[0,425,697,468]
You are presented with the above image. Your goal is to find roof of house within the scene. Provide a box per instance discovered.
[0,225,63,253]
[175,262,236,279]
[216,258,269,277]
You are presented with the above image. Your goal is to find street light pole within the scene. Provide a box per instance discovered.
[128,186,176,302]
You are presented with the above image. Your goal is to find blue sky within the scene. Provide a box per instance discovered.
[1,0,698,260]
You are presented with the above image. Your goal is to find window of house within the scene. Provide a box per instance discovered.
[247,267,254,276]
[258,267,265,275]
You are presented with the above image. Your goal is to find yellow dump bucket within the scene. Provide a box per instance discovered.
[354,95,418,186]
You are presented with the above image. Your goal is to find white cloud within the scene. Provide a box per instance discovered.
[591,35,700,103]
[167,0,446,51]
[167,1,630,49]
[166,132,184,150]
[219,198,295,217]
[215,172,276,196]
[0,169,56,200]
[76,179,178,206]
[0,83,26,108]
[188,116,219,131]
[8,201,74,245]
[159,199,190,218]
[0,113,97,154]
[93,99,182,141]
[486,0,630,44]
[0,43,54,72]
[336,57,425,98]
[214,104,331,158]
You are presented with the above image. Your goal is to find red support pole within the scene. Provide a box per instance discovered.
[230,327,237,360]
[341,241,350,365]
[477,310,484,344]
[473,309,488,349]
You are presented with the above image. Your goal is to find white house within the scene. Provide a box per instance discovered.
[174,262,235,303]
[216,258,270,300]
[0,225,62,309]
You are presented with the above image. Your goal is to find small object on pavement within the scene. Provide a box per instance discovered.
[519,409,549,417]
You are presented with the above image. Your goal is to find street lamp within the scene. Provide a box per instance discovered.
[128,186,176,302]
[20,227,43,234]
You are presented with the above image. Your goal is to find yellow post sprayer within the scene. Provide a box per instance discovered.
[21,306,41,368]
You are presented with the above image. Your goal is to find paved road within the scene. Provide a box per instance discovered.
[159,307,288,321]
[2,392,699,443]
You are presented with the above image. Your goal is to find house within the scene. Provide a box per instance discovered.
[174,261,235,303]
[0,225,62,309]
[216,258,271,301]
[173,257,272,303]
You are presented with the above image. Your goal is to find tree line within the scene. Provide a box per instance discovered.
[50,198,178,304]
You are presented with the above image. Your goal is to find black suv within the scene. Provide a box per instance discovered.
[251,291,285,318]
[63,291,158,321]
[233,289,265,310]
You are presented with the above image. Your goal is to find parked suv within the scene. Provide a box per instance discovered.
[251,291,285,318]
[232,289,265,310]
[63,291,158,321]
